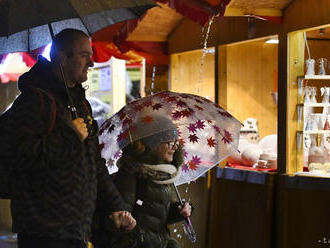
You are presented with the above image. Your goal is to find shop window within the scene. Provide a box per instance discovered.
[289,26,330,177]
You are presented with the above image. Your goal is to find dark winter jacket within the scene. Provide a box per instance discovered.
[6,56,127,241]
[92,162,184,248]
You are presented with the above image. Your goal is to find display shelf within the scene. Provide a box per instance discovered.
[303,75,330,80]
[296,103,330,124]
[297,130,330,135]
[297,75,330,104]
[302,103,330,107]
[294,171,330,178]
[296,73,330,171]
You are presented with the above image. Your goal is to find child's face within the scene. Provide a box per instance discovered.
[153,140,179,163]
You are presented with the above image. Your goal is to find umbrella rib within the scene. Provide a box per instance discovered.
[27,28,30,53]
[93,0,120,31]
[78,16,91,36]
[48,23,55,39]
[63,0,92,36]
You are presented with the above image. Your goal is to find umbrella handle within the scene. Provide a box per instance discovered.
[59,63,78,119]
[183,216,197,243]
[173,184,197,243]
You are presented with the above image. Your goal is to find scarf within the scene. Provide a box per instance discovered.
[139,164,182,185]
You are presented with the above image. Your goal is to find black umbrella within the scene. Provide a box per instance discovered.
[0,0,156,54]
[0,0,156,117]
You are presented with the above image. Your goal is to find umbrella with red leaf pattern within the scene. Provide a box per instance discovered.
[99,91,241,186]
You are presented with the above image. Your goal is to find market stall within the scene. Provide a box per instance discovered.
[168,0,330,248]
[277,1,330,246]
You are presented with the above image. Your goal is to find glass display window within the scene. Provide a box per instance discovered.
[288,25,330,177]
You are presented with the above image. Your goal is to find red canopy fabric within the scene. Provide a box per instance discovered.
[92,42,143,63]
[155,0,231,26]
[91,12,168,65]
[92,17,150,64]
[92,41,168,65]
[21,52,37,67]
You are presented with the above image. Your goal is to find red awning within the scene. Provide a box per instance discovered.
[155,0,231,26]
[92,42,144,63]
[92,41,168,65]
[91,14,169,65]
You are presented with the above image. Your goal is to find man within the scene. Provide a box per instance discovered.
[6,29,135,248]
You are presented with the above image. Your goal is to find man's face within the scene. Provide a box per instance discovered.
[63,36,94,85]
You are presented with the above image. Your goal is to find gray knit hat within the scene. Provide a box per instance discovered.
[142,128,178,149]
[129,114,178,149]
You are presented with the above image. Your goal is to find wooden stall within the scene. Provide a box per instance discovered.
[275,1,330,247]
[169,11,280,248]
[168,1,330,248]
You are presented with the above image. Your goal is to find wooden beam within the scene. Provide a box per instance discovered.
[126,34,168,42]
[225,7,282,17]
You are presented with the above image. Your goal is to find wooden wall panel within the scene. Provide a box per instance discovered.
[283,0,330,33]
[211,168,275,248]
[168,17,280,54]
[145,64,169,94]
[275,175,330,248]
[169,49,215,101]
[218,46,228,109]
[224,41,278,138]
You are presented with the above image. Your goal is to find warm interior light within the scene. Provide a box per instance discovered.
[265,38,279,44]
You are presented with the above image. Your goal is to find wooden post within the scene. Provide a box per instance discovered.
[286,31,305,174]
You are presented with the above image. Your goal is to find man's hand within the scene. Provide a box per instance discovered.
[72,118,88,141]
[178,202,192,218]
[110,211,136,231]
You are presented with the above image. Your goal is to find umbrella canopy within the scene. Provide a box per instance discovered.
[99,91,241,186]
[0,0,156,55]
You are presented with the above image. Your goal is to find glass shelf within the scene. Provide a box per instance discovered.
[303,75,330,80]
[295,171,330,178]
[301,103,330,107]
[297,130,330,134]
